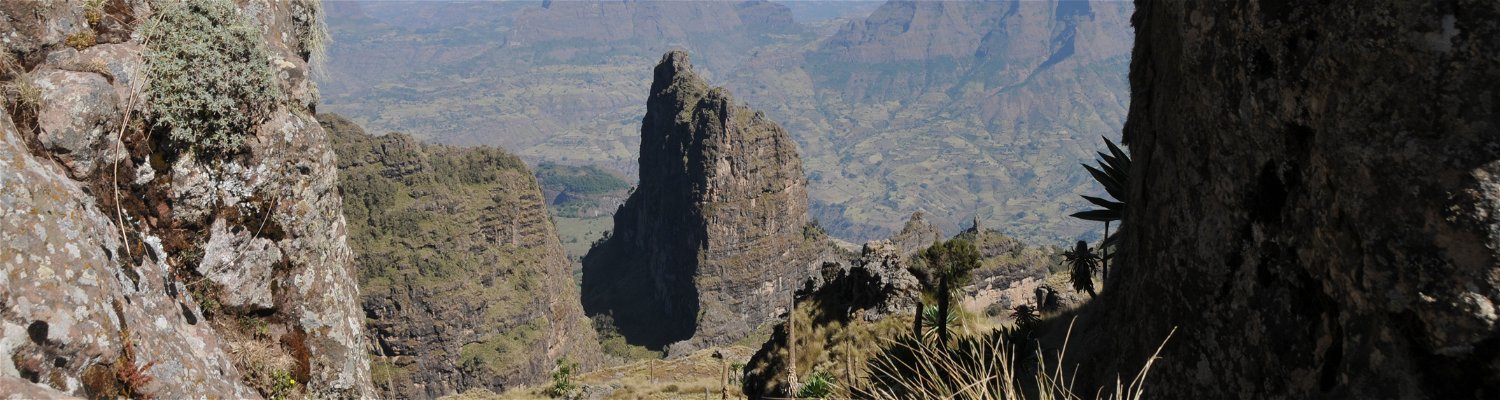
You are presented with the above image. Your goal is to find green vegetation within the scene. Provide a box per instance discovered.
[535,162,629,195]
[534,162,629,219]
[459,320,544,378]
[797,370,836,398]
[911,238,982,344]
[920,305,960,343]
[546,358,578,398]
[144,0,282,154]
[324,113,590,393]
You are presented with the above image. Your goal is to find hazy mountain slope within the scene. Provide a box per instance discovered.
[323,114,603,398]
[318,0,1133,243]
[725,0,1134,241]
[319,0,812,176]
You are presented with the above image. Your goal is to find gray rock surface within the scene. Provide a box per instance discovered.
[0,1,373,398]
[32,69,124,178]
[1078,1,1500,398]
[1,110,258,397]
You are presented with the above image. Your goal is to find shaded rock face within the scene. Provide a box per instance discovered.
[323,114,604,399]
[1084,1,1500,398]
[0,1,372,398]
[582,51,825,352]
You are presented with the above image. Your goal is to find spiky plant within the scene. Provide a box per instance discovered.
[921,305,961,343]
[1063,241,1099,297]
[1072,136,1130,280]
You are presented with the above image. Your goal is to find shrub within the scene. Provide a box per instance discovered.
[84,0,107,25]
[797,370,836,398]
[66,31,97,50]
[546,358,577,398]
[143,0,282,154]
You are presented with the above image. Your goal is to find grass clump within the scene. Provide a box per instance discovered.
[84,0,108,25]
[4,73,41,114]
[66,31,97,50]
[859,326,1171,400]
[143,0,282,154]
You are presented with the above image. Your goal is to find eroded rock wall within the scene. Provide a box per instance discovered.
[1085,1,1500,398]
[0,1,372,398]
[582,51,836,353]
[324,114,604,399]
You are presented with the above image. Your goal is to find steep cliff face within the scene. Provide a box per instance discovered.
[1082,1,1500,398]
[0,1,372,398]
[323,114,603,398]
[582,51,835,352]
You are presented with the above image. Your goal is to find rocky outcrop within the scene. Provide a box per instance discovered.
[324,114,604,398]
[0,1,372,398]
[740,239,921,398]
[1077,1,1500,398]
[886,211,944,255]
[581,51,835,353]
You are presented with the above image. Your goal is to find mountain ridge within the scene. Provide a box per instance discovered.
[581,51,841,353]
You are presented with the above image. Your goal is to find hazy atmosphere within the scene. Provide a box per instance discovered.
[1,1,1496,399]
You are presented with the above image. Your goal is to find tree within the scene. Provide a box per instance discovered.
[1063,241,1100,297]
[909,239,981,345]
[1071,137,1130,281]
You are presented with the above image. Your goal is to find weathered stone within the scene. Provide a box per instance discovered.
[1,109,258,398]
[32,69,123,178]
[887,211,943,256]
[582,51,833,353]
[1075,1,1500,398]
[196,218,280,312]
[77,43,147,105]
[325,113,604,399]
[0,1,373,397]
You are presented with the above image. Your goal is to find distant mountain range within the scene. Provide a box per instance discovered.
[319,0,1133,243]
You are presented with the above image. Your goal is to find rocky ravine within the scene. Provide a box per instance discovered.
[1076,1,1500,398]
[0,1,372,398]
[581,51,840,353]
[323,114,603,398]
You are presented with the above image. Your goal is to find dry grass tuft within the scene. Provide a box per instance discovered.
[861,322,1173,400]
[4,73,42,114]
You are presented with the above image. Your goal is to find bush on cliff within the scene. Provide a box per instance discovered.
[144,0,282,154]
